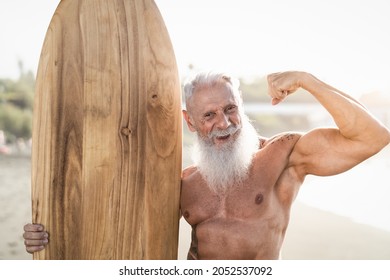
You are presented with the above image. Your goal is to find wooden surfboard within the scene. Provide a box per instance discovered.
[32,0,182,259]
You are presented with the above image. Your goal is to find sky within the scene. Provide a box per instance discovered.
[1,0,390,99]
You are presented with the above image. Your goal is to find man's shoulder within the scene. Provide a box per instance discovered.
[181,165,202,190]
[261,132,303,148]
[182,165,198,180]
[254,132,306,183]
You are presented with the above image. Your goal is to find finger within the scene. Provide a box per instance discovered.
[271,89,289,105]
[24,237,48,247]
[276,89,289,98]
[23,231,48,240]
[24,223,44,232]
[268,85,281,100]
[281,90,289,96]
[271,98,282,105]
[26,245,46,254]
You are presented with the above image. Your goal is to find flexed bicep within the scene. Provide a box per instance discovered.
[289,127,374,177]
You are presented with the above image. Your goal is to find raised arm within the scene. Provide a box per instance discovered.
[267,71,390,177]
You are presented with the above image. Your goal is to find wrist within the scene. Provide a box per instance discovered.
[299,72,322,93]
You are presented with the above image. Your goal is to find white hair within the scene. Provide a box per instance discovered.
[183,71,242,111]
[184,70,259,193]
[192,114,260,193]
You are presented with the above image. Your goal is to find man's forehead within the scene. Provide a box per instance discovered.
[193,84,236,102]
[185,80,241,114]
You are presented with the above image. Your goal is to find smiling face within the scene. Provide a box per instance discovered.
[183,83,242,148]
[183,72,260,192]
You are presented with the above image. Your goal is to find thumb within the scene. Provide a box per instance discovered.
[271,97,282,105]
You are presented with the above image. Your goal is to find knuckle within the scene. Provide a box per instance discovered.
[24,240,31,246]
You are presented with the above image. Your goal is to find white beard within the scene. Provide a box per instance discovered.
[191,114,260,193]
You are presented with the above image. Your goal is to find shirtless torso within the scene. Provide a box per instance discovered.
[181,133,303,260]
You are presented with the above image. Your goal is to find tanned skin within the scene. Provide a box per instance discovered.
[181,133,302,259]
[24,71,390,259]
[181,71,389,259]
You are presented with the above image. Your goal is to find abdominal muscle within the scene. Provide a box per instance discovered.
[194,216,285,260]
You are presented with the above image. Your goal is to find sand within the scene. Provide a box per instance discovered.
[1,155,390,260]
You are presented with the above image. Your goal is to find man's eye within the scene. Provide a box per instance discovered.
[204,112,214,118]
[226,106,236,112]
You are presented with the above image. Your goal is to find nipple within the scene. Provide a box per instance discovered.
[255,193,264,205]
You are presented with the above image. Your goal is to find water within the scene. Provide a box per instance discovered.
[296,148,390,232]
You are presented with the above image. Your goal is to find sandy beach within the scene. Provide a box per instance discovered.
[1,154,390,260]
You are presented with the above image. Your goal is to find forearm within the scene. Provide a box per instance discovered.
[300,73,390,146]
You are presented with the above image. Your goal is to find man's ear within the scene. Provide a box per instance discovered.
[182,110,196,132]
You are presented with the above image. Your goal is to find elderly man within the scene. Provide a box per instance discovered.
[24,71,390,259]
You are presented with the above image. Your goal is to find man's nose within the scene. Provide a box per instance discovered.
[215,113,231,130]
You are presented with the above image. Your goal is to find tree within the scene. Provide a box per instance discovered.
[0,60,34,142]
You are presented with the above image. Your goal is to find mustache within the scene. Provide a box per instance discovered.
[208,124,242,139]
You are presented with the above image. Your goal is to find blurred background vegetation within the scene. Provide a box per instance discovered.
[0,61,34,144]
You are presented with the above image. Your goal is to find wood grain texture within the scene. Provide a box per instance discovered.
[32,0,182,259]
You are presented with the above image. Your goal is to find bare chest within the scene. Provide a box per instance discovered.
[181,169,287,227]
[180,135,301,227]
